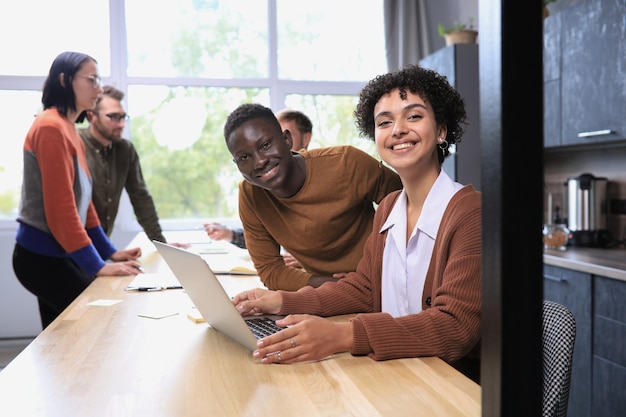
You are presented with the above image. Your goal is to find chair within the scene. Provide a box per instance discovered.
[542,300,577,417]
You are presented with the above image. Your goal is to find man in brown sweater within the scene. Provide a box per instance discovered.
[224,103,403,290]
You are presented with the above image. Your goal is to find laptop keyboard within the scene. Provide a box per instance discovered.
[246,317,283,339]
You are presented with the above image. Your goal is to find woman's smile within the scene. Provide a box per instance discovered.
[392,142,416,151]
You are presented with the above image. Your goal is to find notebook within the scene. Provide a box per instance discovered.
[188,242,257,275]
[152,241,284,350]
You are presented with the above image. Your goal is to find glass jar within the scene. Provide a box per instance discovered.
[543,224,570,251]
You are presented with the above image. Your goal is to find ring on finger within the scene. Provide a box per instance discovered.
[290,338,296,348]
[277,351,282,362]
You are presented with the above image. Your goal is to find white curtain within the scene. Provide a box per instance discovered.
[384,0,431,71]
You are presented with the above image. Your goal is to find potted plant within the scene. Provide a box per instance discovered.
[438,17,478,46]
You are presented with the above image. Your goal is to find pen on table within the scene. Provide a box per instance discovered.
[137,286,163,292]
[125,285,183,292]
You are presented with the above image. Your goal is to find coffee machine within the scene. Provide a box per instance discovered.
[566,173,613,247]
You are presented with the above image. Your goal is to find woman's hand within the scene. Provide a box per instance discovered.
[252,315,353,364]
[233,288,283,316]
[97,261,143,277]
[110,247,142,261]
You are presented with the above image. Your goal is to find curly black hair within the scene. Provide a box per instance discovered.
[354,65,468,163]
[223,103,282,143]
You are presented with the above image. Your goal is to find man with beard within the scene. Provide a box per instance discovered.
[79,85,167,243]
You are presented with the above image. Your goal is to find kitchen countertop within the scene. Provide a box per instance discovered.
[544,246,626,282]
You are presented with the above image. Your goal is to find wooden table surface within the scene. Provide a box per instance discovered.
[0,232,481,417]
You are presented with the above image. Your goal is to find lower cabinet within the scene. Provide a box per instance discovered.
[543,265,592,417]
[592,276,626,417]
[544,265,626,417]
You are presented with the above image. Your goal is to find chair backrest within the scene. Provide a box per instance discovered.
[542,300,576,417]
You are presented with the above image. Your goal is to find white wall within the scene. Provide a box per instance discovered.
[0,228,41,338]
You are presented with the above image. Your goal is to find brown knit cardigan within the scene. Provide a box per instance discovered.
[279,185,482,368]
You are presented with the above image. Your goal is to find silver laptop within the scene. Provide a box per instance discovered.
[153,241,284,350]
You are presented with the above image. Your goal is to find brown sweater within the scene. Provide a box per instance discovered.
[280,185,482,367]
[238,145,402,290]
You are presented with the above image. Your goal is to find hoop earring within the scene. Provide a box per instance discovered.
[438,139,449,150]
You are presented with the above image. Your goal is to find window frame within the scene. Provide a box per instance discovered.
[0,0,383,232]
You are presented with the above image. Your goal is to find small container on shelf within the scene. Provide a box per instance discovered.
[543,224,570,251]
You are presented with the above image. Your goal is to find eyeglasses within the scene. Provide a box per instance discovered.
[92,111,130,122]
[75,74,101,89]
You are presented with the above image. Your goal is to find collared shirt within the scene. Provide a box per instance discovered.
[79,128,166,243]
[380,170,463,317]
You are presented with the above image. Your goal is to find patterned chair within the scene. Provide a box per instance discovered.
[542,300,577,417]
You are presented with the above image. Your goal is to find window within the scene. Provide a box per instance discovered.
[0,0,110,76]
[0,0,385,229]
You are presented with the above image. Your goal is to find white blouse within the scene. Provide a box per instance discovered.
[380,170,463,317]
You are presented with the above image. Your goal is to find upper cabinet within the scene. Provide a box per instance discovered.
[420,44,481,189]
[544,0,626,148]
[544,10,562,148]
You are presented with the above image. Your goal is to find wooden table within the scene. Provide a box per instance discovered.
[0,232,481,417]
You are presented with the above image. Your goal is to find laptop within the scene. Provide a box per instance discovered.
[152,240,285,350]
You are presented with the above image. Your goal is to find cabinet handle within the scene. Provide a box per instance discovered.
[544,274,565,282]
[577,129,613,138]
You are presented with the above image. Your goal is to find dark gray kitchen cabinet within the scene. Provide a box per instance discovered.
[543,264,592,417]
[544,264,626,417]
[592,276,626,417]
[419,44,481,190]
[545,0,626,147]
[543,11,561,148]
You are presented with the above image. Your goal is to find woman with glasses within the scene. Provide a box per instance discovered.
[12,51,143,330]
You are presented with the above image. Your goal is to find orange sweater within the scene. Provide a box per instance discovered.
[16,108,115,276]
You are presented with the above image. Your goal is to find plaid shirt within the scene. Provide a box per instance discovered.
[231,228,246,249]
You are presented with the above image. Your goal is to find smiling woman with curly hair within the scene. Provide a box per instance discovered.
[355,64,467,164]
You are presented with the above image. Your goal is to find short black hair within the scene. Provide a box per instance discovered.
[354,64,468,163]
[42,51,97,122]
[223,103,282,143]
